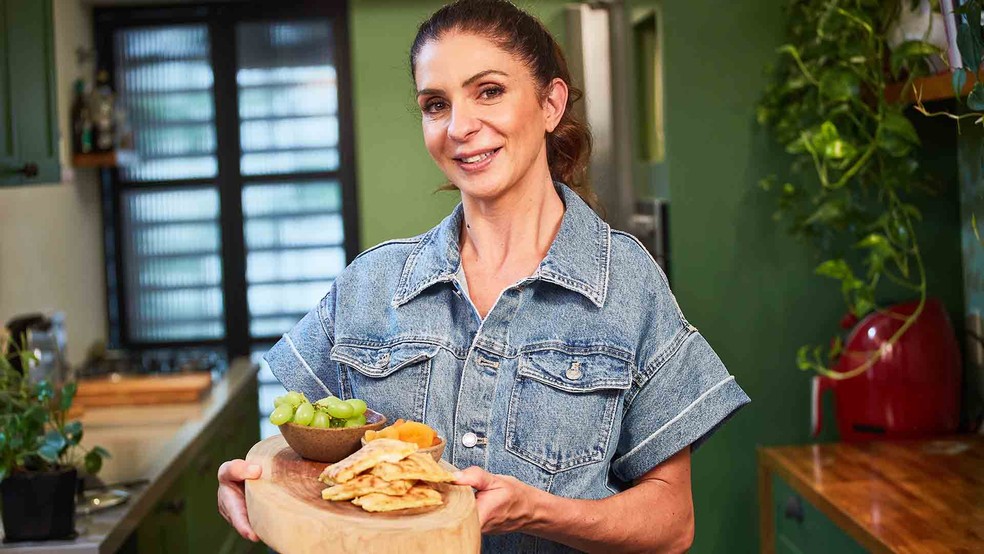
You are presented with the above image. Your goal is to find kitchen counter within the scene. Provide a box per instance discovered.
[758,437,984,553]
[0,358,260,553]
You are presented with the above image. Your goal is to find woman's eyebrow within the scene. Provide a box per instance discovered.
[416,69,509,97]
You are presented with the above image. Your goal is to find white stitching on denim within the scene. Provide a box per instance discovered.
[616,375,736,464]
[284,333,331,395]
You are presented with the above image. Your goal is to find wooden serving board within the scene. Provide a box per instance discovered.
[76,372,212,407]
[245,435,480,554]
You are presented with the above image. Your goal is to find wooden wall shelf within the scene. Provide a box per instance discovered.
[885,70,984,104]
[72,150,136,168]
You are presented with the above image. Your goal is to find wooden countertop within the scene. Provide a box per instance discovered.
[758,437,984,553]
[0,358,259,553]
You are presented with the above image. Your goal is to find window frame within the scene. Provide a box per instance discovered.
[93,0,359,359]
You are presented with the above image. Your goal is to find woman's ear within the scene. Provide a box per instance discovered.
[542,78,568,133]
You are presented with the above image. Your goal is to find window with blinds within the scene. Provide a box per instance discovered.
[96,3,357,436]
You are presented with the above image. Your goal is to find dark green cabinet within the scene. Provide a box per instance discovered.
[120,376,263,554]
[0,0,60,186]
[771,475,867,554]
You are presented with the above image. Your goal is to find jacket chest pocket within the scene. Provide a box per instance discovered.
[506,349,631,473]
[330,341,439,422]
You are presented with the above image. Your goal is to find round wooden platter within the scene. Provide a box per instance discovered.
[245,434,480,554]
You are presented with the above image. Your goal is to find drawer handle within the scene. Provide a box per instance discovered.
[3,162,38,178]
[783,495,804,523]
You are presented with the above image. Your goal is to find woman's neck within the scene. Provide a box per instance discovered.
[458,172,564,272]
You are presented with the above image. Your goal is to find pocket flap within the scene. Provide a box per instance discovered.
[331,341,440,378]
[518,349,632,393]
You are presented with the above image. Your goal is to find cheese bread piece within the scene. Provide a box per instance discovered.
[319,439,418,484]
[351,484,443,513]
[321,474,415,501]
[369,452,455,483]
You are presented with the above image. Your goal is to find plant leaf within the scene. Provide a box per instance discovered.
[43,429,66,454]
[37,443,60,463]
[819,69,859,102]
[59,382,77,412]
[796,345,812,371]
[953,69,968,98]
[957,22,983,72]
[89,445,111,459]
[84,450,103,475]
[968,82,984,110]
[890,40,943,77]
[877,112,920,157]
[805,202,844,226]
[36,381,54,403]
[815,259,852,280]
[64,420,83,445]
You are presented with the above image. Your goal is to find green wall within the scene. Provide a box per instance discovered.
[656,2,838,551]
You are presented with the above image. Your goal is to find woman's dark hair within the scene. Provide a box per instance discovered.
[410,0,597,210]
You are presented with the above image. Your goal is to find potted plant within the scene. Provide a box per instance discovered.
[756,0,963,440]
[0,331,109,541]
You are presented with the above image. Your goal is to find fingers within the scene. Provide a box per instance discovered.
[218,459,262,483]
[217,485,259,542]
[453,466,496,491]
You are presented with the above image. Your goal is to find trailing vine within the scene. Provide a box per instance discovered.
[757,0,943,379]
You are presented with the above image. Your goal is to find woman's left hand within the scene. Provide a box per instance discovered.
[453,466,545,534]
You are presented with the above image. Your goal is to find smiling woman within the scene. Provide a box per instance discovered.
[218,1,750,552]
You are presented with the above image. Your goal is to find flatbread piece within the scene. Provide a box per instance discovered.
[350,483,443,512]
[321,474,415,501]
[320,438,418,484]
[369,452,455,483]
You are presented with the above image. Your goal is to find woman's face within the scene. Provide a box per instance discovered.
[414,32,565,201]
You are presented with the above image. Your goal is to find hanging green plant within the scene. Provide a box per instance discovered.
[757,0,944,379]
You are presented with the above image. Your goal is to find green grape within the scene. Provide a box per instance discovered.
[293,402,315,426]
[326,401,354,419]
[269,404,293,426]
[314,396,339,408]
[273,395,288,408]
[284,391,305,408]
[310,412,331,429]
[343,414,367,428]
[346,398,367,417]
[329,417,346,428]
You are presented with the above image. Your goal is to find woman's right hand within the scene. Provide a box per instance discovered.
[217,459,262,542]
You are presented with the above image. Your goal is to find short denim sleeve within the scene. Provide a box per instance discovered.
[612,329,750,482]
[263,288,339,401]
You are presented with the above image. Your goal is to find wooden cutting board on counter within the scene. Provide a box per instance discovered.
[76,372,212,407]
[245,434,480,554]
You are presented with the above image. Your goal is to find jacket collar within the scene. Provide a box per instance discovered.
[392,182,611,308]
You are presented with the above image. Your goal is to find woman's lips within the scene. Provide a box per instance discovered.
[454,147,501,172]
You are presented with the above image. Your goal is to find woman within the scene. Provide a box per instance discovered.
[218,1,749,551]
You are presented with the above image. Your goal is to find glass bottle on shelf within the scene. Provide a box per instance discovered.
[70,79,92,155]
[90,69,116,152]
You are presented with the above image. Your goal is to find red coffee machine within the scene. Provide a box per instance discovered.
[812,298,962,442]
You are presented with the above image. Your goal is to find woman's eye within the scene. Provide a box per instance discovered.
[423,100,447,114]
[480,86,504,100]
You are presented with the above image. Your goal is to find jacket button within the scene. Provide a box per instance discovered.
[461,432,478,448]
[565,362,583,380]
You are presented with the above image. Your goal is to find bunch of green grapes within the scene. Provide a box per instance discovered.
[268,390,368,428]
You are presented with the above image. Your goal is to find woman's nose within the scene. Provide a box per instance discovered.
[447,104,480,141]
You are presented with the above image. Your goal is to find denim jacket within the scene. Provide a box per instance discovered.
[265,183,750,553]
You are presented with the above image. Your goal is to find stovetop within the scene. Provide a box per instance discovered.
[77,348,227,379]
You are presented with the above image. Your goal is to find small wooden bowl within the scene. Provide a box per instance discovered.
[279,409,386,463]
[361,435,446,463]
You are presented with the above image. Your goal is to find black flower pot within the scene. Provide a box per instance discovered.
[1,466,77,542]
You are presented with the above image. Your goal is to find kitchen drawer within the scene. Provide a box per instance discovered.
[771,474,867,554]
